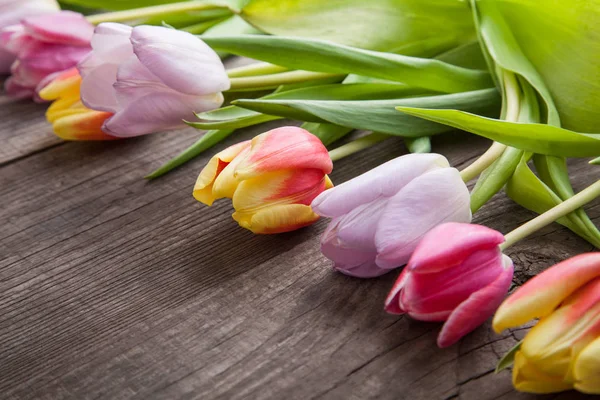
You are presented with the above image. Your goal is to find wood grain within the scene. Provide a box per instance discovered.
[0,95,598,400]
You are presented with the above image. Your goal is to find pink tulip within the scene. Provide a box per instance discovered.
[385,222,514,348]
[0,10,93,99]
[311,153,472,278]
[78,23,230,137]
[0,0,59,74]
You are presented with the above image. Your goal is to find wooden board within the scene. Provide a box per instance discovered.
[0,90,598,400]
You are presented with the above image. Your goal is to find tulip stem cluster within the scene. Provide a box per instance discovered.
[86,1,224,25]
[501,179,600,249]
[226,62,289,78]
[327,133,389,162]
[228,71,344,91]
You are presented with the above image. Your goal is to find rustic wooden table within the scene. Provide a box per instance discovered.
[1,84,598,399]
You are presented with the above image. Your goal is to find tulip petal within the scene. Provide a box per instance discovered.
[233,203,319,234]
[235,127,333,179]
[51,110,115,141]
[374,168,472,269]
[407,222,505,273]
[512,351,573,394]
[22,11,93,46]
[232,169,328,213]
[493,253,600,333]
[312,153,449,218]
[193,141,251,206]
[0,47,14,74]
[437,254,514,347]
[321,213,383,278]
[130,25,229,96]
[573,336,600,394]
[384,266,411,314]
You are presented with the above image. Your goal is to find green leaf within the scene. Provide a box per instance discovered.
[471,147,523,213]
[405,137,431,154]
[301,122,354,147]
[234,88,500,137]
[506,155,600,248]
[60,0,189,10]
[191,82,435,130]
[240,0,475,53]
[202,35,493,93]
[591,157,600,165]
[395,107,600,158]
[496,341,522,373]
[472,0,560,125]
[476,0,600,132]
[145,129,234,179]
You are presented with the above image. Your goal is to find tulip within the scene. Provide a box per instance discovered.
[78,23,229,137]
[38,67,115,140]
[311,153,471,278]
[493,253,600,395]
[384,222,514,347]
[0,0,59,74]
[0,10,93,99]
[193,126,333,234]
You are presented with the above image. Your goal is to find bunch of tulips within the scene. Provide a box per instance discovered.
[2,0,600,395]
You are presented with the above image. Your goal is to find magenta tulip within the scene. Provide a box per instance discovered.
[0,10,93,99]
[0,0,59,74]
[77,23,230,137]
[384,222,514,348]
[311,153,472,278]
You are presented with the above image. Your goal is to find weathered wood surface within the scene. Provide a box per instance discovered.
[0,90,598,400]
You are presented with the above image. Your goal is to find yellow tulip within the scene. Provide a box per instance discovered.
[493,253,600,394]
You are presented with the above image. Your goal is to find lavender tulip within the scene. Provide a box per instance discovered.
[78,23,230,137]
[311,153,472,278]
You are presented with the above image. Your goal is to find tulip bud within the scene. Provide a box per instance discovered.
[78,23,230,137]
[493,253,600,394]
[384,223,514,347]
[311,153,472,278]
[193,126,333,234]
[38,67,115,140]
[0,0,59,74]
[0,10,93,99]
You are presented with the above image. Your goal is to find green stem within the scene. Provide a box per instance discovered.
[228,71,343,91]
[459,70,520,182]
[328,133,389,162]
[501,180,600,249]
[86,1,225,24]
[226,62,288,78]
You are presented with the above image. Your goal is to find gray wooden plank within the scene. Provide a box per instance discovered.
[0,107,598,400]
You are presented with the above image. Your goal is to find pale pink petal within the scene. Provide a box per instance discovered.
[22,11,93,46]
[131,25,229,95]
[0,24,27,54]
[79,62,120,112]
[311,153,449,218]
[374,168,472,269]
[0,0,58,28]
[494,252,600,332]
[408,223,505,273]
[4,76,34,98]
[104,90,223,137]
[320,217,381,278]
[438,254,513,347]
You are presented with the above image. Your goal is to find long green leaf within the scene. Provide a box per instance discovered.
[190,83,434,130]
[496,341,522,373]
[240,0,475,52]
[202,35,493,93]
[234,89,500,137]
[395,107,600,157]
[301,122,354,147]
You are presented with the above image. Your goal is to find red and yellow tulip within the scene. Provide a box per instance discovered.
[38,67,114,140]
[493,253,600,394]
[193,126,333,234]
